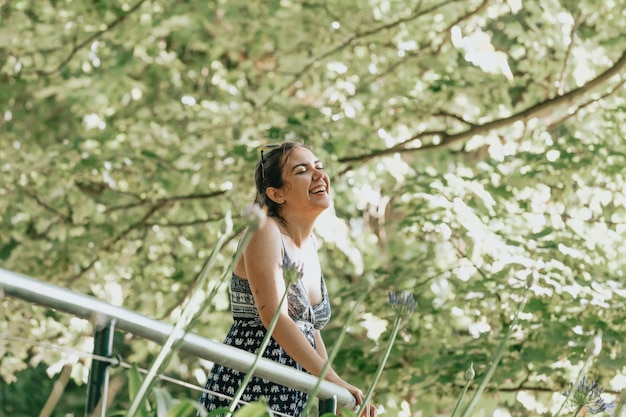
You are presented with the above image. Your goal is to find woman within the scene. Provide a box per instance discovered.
[200,142,376,416]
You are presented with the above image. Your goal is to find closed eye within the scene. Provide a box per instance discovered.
[292,161,325,174]
[297,166,324,174]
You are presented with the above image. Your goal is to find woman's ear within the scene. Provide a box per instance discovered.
[266,187,285,205]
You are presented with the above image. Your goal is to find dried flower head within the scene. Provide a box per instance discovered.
[220,210,233,235]
[585,331,603,358]
[563,376,615,415]
[243,203,267,231]
[388,291,417,319]
[281,256,303,284]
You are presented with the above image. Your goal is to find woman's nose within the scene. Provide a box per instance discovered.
[312,167,324,179]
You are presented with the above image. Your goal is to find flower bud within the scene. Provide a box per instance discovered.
[243,203,266,232]
[585,331,602,358]
[388,290,417,319]
[465,362,475,382]
[220,210,233,235]
[281,257,303,284]
[526,270,538,289]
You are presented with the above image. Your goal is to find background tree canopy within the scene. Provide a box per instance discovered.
[1,0,625,415]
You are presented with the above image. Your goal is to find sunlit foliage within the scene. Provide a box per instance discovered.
[1,0,625,415]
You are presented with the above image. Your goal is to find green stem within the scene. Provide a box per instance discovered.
[186,225,253,332]
[226,287,290,416]
[450,379,472,417]
[356,315,403,417]
[300,292,368,417]
[460,291,529,417]
[125,228,232,417]
[553,355,594,417]
[571,404,584,417]
[231,226,254,269]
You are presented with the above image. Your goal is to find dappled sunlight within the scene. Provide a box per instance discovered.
[359,313,388,341]
[2,0,626,414]
[451,27,514,82]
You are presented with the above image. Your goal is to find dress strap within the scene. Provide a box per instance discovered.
[279,233,286,261]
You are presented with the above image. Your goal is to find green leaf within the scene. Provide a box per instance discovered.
[153,387,175,417]
[165,400,198,417]
[128,364,150,417]
[0,238,19,261]
[232,401,271,417]
[141,150,161,159]
[4,0,626,415]
[206,406,231,417]
[529,227,553,239]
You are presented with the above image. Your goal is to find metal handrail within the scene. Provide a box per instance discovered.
[0,267,355,409]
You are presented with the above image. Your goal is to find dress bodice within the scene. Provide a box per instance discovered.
[230,266,331,330]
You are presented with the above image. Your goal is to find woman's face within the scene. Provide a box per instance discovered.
[278,146,331,215]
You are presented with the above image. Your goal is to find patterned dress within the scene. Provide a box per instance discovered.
[199,253,331,416]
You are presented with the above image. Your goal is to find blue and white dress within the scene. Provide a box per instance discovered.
[199,253,331,416]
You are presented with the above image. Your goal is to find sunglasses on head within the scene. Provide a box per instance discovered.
[260,143,283,162]
[260,143,284,186]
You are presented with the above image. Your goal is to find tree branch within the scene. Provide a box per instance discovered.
[23,190,73,224]
[258,0,464,107]
[547,77,626,130]
[556,10,583,96]
[356,50,425,94]
[64,189,229,283]
[66,202,166,285]
[39,364,73,417]
[433,0,490,55]
[36,0,148,76]
[105,190,227,213]
[356,0,488,95]
[339,50,626,163]
[144,216,225,228]
[435,111,478,127]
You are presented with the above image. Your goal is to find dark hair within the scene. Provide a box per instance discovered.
[254,141,308,223]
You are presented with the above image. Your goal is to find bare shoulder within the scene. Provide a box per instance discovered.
[249,217,282,249]
[242,217,284,274]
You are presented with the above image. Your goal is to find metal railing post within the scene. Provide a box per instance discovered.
[85,319,116,417]
[318,395,337,415]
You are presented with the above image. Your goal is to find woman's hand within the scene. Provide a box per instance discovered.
[336,379,378,417]
[359,403,378,417]
[324,368,377,416]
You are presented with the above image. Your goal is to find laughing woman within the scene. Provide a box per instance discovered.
[199,141,376,416]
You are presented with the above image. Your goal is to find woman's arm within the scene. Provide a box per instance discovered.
[243,219,375,416]
[243,219,333,378]
[314,330,329,361]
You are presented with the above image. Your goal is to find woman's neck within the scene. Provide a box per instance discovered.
[278,217,315,248]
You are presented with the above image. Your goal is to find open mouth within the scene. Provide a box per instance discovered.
[310,186,326,194]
